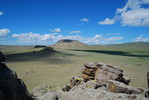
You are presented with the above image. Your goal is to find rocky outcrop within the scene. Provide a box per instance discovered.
[60,86,147,100]
[33,85,148,100]
[33,62,148,100]
[82,62,130,87]
[107,80,144,94]
[0,51,33,100]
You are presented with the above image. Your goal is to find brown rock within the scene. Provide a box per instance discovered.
[82,74,95,81]
[107,80,145,94]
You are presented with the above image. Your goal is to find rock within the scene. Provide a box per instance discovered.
[82,62,98,82]
[145,91,149,98]
[62,85,71,92]
[0,51,33,100]
[82,74,95,81]
[95,62,130,86]
[32,85,50,98]
[121,76,131,85]
[70,76,84,87]
[107,80,145,94]
[60,86,147,100]
[95,67,122,87]
[0,51,5,63]
[147,71,149,90]
[0,90,5,100]
[38,91,60,100]
[86,80,97,89]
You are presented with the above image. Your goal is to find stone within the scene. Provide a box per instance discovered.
[82,74,95,81]
[86,80,97,89]
[32,85,50,98]
[82,66,95,76]
[0,90,5,100]
[60,87,147,100]
[0,51,33,100]
[38,91,59,100]
[95,68,121,86]
[107,80,145,94]
[70,76,84,87]
[62,85,71,92]
[0,51,5,63]
[95,62,130,86]
[147,71,149,90]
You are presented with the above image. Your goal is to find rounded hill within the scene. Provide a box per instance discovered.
[52,39,87,49]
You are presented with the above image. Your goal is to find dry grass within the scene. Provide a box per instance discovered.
[2,43,149,91]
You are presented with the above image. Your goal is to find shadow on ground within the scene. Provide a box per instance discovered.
[69,49,149,57]
[5,50,75,64]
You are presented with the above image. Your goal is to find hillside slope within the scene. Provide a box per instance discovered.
[52,39,87,49]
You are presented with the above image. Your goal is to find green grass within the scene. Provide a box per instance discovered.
[1,43,149,92]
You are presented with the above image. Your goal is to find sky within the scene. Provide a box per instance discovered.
[0,0,149,45]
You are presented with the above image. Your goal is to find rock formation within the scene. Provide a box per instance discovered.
[0,51,33,100]
[147,71,149,90]
[33,62,148,100]
[81,62,130,87]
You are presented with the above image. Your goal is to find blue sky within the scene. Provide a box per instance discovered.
[0,0,149,45]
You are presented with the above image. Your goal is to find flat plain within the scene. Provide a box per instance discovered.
[1,42,149,91]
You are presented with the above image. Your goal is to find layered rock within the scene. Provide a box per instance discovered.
[82,62,130,87]
[107,80,144,94]
[33,62,148,100]
[0,51,33,100]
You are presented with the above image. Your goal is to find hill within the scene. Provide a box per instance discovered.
[120,42,149,46]
[52,39,87,49]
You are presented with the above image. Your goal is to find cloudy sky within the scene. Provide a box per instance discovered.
[0,0,149,45]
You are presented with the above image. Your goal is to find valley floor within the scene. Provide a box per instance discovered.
[1,44,149,91]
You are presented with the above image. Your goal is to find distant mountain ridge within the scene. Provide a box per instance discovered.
[119,42,149,45]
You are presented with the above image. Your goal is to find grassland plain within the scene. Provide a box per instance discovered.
[0,42,149,92]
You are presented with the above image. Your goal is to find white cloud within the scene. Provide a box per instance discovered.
[80,18,89,22]
[84,34,123,44]
[98,18,115,25]
[11,32,123,45]
[51,28,61,32]
[133,35,149,42]
[0,11,3,16]
[69,31,81,33]
[116,0,149,27]
[0,28,10,39]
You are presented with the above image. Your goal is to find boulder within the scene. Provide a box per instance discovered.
[0,51,33,100]
[95,62,130,86]
[107,80,145,94]
[60,86,147,100]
